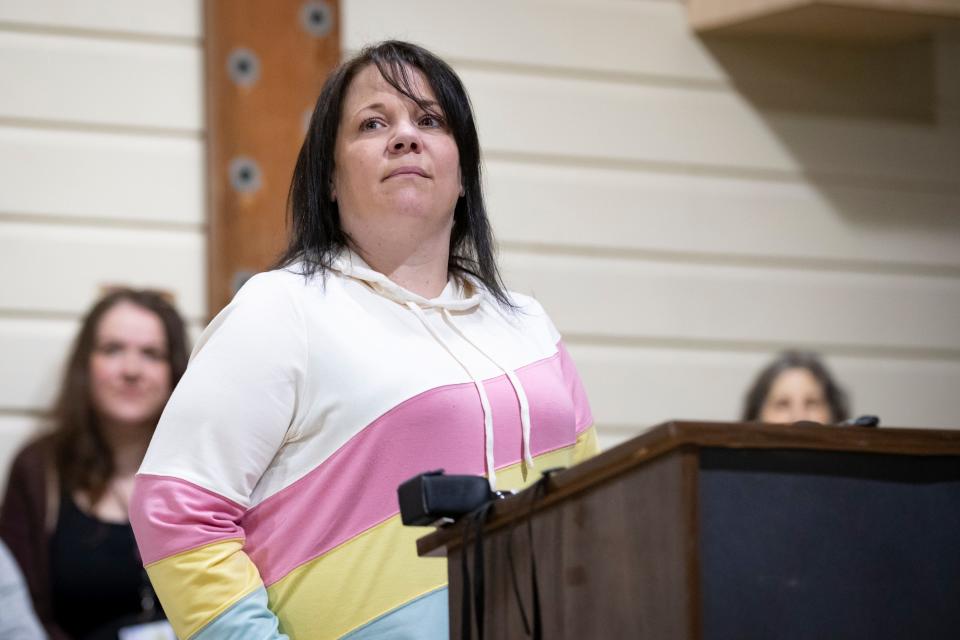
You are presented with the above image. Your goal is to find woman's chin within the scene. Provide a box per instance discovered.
[378,187,457,215]
[367,201,454,230]
[97,406,164,432]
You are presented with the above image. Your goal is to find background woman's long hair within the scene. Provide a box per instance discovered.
[51,289,189,506]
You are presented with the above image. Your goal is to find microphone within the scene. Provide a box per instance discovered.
[840,415,880,428]
[397,470,498,527]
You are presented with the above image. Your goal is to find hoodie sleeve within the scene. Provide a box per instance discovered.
[130,273,306,640]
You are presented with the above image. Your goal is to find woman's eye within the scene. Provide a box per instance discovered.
[419,114,443,128]
[360,118,384,131]
[97,343,123,356]
[143,348,167,361]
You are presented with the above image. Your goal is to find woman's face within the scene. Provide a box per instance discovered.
[332,64,461,247]
[89,301,172,429]
[759,367,832,424]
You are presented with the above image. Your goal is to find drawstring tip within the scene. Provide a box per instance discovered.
[520,454,536,482]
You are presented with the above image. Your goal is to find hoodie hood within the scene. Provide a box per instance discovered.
[330,249,484,311]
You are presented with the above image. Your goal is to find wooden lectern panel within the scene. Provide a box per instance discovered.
[460,450,700,638]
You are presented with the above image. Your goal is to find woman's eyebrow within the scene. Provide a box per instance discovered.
[351,102,387,118]
[351,99,441,119]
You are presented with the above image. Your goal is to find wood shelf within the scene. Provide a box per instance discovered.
[689,0,960,43]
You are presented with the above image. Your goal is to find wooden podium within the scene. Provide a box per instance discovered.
[417,422,960,639]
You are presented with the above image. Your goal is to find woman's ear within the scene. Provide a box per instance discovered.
[329,171,337,202]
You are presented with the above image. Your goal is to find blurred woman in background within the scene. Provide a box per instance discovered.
[742,350,850,425]
[0,288,188,639]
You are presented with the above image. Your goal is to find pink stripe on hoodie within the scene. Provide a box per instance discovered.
[241,352,579,586]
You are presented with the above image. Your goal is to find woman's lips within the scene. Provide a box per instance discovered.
[385,166,429,180]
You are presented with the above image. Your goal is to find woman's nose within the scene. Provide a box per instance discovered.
[121,352,143,378]
[389,119,421,154]
[788,404,811,423]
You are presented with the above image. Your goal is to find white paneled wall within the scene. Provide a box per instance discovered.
[0,126,203,224]
[0,31,202,130]
[0,0,199,37]
[345,0,960,450]
[485,160,960,270]
[0,1,204,487]
[464,67,957,184]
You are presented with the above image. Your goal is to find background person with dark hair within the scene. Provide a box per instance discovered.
[130,41,597,640]
[741,350,850,425]
[0,288,188,639]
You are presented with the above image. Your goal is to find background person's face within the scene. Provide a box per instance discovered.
[332,64,461,249]
[759,367,832,424]
[89,301,172,429]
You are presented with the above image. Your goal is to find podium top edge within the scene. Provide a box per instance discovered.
[616,420,960,459]
[416,421,960,557]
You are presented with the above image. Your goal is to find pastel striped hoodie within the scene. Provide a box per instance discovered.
[130,252,598,639]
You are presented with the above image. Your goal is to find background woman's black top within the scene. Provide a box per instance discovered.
[49,493,157,639]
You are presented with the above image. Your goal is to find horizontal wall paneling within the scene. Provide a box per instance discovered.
[0,125,203,225]
[0,30,202,131]
[462,67,958,187]
[0,317,74,411]
[569,342,960,437]
[486,160,960,273]
[0,0,201,38]
[0,221,205,320]
[501,251,960,353]
[344,0,725,83]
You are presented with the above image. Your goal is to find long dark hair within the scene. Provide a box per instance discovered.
[274,40,512,306]
[51,289,189,505]
[741,350,850,423]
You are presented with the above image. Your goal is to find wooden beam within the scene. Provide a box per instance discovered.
[205,0,340,316]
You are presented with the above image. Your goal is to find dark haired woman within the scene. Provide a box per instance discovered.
[0,289,188,639]
[741,350,850,424]
[131,41,598,639]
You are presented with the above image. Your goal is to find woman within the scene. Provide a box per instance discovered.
[0,288,188,639]
[741,350,850,424]
[131,41,598,640]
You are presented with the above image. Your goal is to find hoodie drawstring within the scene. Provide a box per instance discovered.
[404,302,535,490]
[406,302,500,489]
[439,309,535,473]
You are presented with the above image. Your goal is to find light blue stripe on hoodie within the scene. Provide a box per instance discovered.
[342,587,448,640]
[191,587,287,640]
